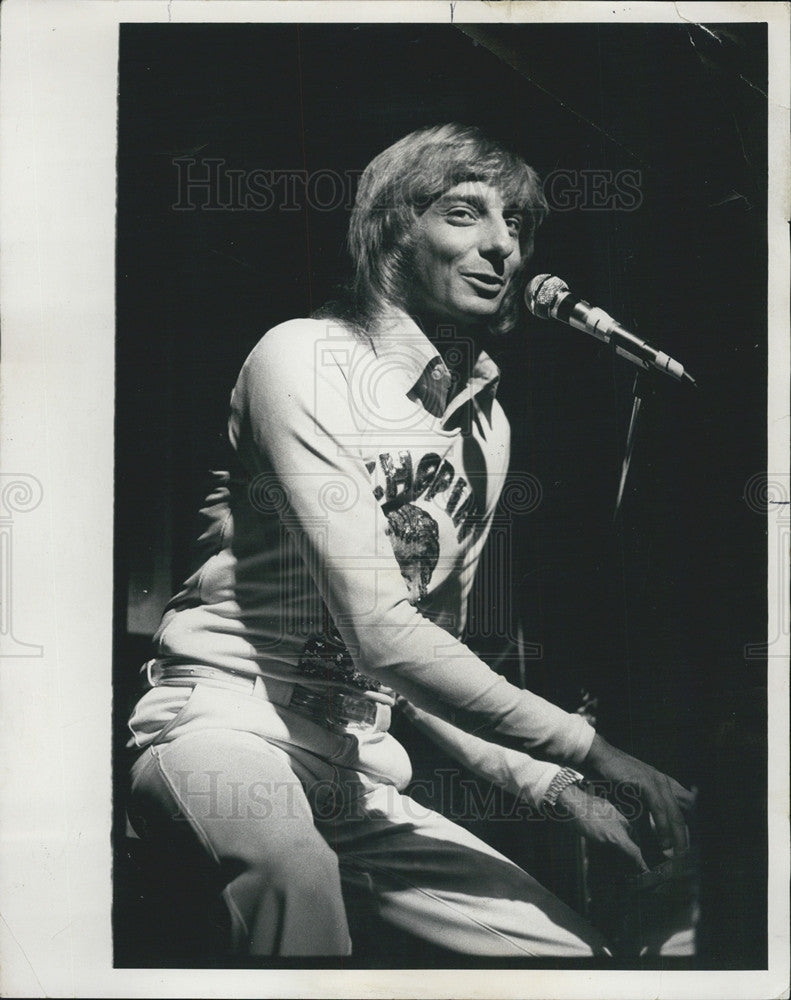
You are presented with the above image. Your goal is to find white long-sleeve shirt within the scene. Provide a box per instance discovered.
[131,310,594,803]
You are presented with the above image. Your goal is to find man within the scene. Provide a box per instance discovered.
[126,124,692,957]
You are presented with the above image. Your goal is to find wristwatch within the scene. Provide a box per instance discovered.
[542,766,585,816]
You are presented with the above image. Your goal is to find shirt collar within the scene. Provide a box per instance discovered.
[372,308,501,419]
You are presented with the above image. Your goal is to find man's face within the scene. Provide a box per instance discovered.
[408,181,523,327]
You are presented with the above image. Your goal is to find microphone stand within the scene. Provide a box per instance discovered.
[613,369,646,523]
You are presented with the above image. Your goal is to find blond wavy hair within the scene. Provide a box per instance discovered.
[321,124,548,340]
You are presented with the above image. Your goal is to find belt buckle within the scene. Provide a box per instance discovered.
[291,685,377,734]
[330,690,378,733]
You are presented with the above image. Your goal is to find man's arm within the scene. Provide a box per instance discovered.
[397,696,566,808]
[232,320,692,856]
[230,320,595,767]
[399,698,653,870]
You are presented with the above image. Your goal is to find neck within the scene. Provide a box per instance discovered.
[408,307,490,364]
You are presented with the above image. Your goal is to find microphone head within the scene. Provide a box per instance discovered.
[525,273,569,319]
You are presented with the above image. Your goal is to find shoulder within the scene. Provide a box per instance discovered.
[245,318,330,370]
[232,317,366,425]
[241,317,360,383]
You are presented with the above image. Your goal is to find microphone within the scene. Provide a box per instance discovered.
[525,274,696,386]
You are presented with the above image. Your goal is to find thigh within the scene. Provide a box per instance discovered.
[329,784,609,958]
[128,728,345,900]
[128,729,351,955]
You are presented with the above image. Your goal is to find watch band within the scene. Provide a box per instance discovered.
[542,766,584,814]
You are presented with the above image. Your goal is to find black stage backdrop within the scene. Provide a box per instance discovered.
[113,22,768,969]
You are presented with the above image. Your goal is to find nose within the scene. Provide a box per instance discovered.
[480,215,517,265]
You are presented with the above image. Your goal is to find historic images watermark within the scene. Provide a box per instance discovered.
[146,766,645,826]
[171,158,643,214]
[171,160,363,213]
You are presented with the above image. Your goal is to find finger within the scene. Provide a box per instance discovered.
[663,798,690,855]
[645,782,688,856]
[668,777,697,811]
[631,798,654,846]
[663,786,691,853]
[603,803,650,871]
[614,827,649,872]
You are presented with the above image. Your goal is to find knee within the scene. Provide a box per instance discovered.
[225,830,350,956]
[220,820,340,895]
[232,828,342,898]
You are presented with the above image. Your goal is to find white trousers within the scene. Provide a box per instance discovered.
[127,682,609,957]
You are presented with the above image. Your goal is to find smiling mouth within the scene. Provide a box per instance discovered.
[461,273,505,296]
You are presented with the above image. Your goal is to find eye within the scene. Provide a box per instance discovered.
[445,206,477,224]
[505,216,522,237]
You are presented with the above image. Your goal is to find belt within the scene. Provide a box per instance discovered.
[146,660,388,735]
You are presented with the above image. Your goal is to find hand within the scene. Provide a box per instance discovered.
[553,781,649,872]
[583,734,695,858]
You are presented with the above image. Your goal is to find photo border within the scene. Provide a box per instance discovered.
[0,2,787,997]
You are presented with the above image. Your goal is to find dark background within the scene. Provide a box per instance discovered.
[114,22,768,968]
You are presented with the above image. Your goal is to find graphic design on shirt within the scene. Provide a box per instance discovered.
[384,503,440,605]
[297,620,381,692]
[365,450,484,543]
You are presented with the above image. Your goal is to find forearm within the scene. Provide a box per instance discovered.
[398,698,567,808]
[359,630,595,765]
